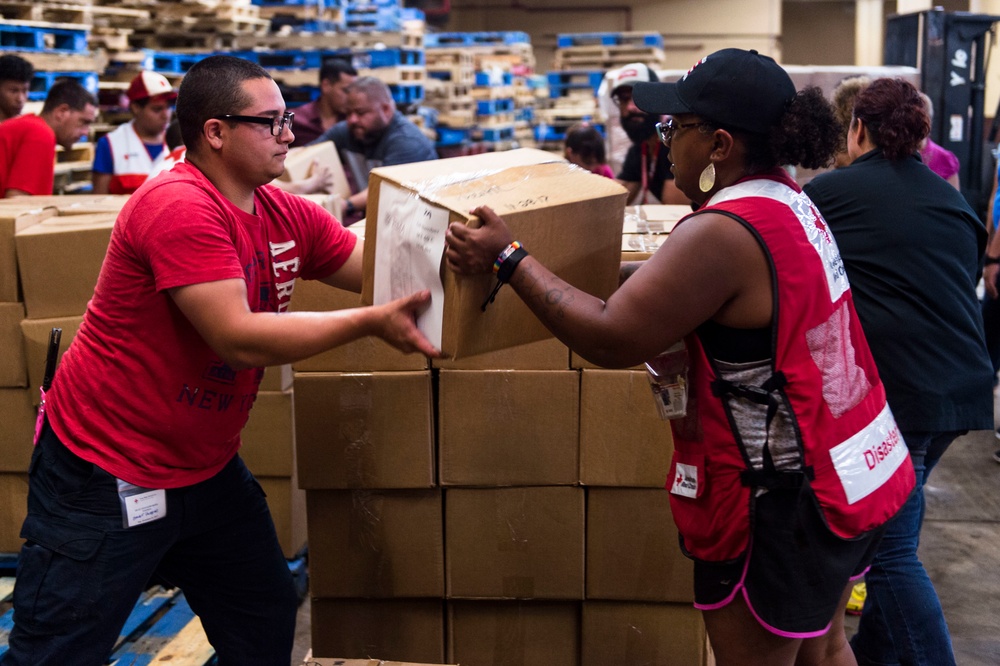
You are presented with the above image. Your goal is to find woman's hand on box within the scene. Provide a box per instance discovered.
[444,205,514,275]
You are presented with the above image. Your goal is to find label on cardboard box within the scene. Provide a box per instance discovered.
[373,183,448,348]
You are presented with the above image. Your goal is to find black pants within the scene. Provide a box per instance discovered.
[2,422,298,666]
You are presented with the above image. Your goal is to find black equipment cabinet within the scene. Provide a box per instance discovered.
[885,9,999,215]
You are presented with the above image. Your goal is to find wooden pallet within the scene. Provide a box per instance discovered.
[0,1,150,25]
[0,586,215,665]
[233,28,423,52]
[20,50,100,73]
[555,47,667,70]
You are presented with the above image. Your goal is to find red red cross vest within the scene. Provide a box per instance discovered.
[105,121,168,195]
[667,170,915,562]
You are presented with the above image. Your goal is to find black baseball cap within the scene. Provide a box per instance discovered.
[632,48,796,135]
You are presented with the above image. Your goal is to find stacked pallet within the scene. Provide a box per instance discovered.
[553,31,666,71]
[255,0,345,34]
[113,0,271,51]
[424,49,475,146]
[231,2,427,112]
[424,31,536,154]
[534,68,605,150]
[533,32,667,153]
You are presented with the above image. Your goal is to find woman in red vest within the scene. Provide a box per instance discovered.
[445,49,915,666]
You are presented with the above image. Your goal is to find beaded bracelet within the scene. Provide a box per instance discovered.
[481,242,529,311]
[493,241,523,274]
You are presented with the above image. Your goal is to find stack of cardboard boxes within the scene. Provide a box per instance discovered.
[0,195,127,551]
[292,149,712,663]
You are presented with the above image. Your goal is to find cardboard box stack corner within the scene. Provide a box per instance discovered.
[0,196,130,552]
[297,149,710,664]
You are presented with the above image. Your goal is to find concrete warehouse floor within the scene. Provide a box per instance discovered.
[289,427,1000,665]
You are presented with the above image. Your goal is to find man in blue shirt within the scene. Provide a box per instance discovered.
[311,76,436,224]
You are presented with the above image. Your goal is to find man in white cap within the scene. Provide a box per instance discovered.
[92,70,177,194]
[609,62,688,205]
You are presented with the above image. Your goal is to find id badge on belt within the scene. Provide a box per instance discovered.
[645,341,689,420]
[116,478,167,528]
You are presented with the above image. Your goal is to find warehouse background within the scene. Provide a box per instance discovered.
[1,1,999,664]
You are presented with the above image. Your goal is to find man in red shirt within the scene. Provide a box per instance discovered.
[0,78,97,197]
[0,54,34,122]
[2,55,439,666]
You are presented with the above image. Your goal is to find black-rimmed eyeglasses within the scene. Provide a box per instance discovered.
[655,119,711,145]
[213,111,294,136]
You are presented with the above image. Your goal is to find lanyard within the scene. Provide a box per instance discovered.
[641,140,661,204]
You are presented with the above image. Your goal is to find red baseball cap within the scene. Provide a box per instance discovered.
[126,71,178,104]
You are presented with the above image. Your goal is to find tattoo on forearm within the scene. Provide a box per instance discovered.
[619,261,643,285]
[513,262,574,320]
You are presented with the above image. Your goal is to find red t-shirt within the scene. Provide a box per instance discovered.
[0,114,56,196]
[46,162,357,488]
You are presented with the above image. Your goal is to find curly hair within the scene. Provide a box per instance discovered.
[831,75,871,155]
[852,78,928,161]
[710,86,839,174]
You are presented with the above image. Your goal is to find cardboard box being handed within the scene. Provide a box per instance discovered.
[361,148,627,359]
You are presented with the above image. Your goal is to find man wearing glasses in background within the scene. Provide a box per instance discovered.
[92,71,177,194]
[2,55,439,666]
[610,62,689,205]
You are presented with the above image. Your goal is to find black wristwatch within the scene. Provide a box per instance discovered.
[985,255,1000,266]
[344,199,356,216]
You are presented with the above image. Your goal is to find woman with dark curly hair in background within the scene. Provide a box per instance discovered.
[805,77,993,666]
[446,49,915,666]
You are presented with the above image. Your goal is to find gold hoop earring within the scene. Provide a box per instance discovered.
[699,163,716,193]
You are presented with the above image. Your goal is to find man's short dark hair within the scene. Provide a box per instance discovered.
[41,79,97,114]
[176,55,272,152]
[320,58,357,85]
[0,54,34,84]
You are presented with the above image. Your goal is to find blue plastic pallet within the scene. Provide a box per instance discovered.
[475,70,513,87]
[547,70,605,98]
[401,7,424,21]
[0,23,88,53]
[556,32,664,48]
[346,0,401,7]
[147,51,206,75]
[478,125,515,142]
[534,122,605,143]
[476,98,514,115]
[355,47,424,68]
[255,49,348,69]
[390,83,423,105]
[435,126,471,147]
[30,71,99,101]
[345,5,401,31]
[426,31,530,48]
[283,19,345,32]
